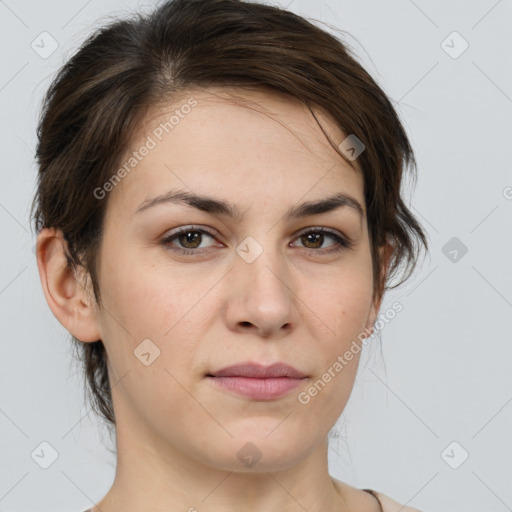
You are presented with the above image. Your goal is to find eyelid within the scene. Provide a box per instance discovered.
[163,224,217,238]
[294,225,346,239]
[160,224,354,255]
[162,224,350,241]
[291,226,354,249]
[160,224,220,248]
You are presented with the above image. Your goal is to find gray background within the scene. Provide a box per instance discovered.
[0,0,511,511]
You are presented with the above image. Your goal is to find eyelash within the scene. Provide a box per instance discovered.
[160,225,354,256]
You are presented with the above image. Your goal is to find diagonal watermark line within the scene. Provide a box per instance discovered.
[61,470,106,512]
[405,265,438,297]
[0,407,29,439]
[407,0,439,29]
[0,203,29,232]
[400,472,439,511]
[61,369,131,440]
[265,409,295,438]
[14,131,29,148]
[472,61,512,105]
[472,396,512,439]
[0,472,29,503]
[60,405,93,441]
[201,471,233,502]
[163,268,233,336]
[470,204,499,233]
[411,204,439,234]
[0,266,28,296]
[61,0,93,29]
[266,472,308,511]
[471,0,503,30]
[102,302,133,337]
[394,62,439,105]
[0,0,29,28]
[265,265,336,335]
[0,62,29,92]
[163,368,234,438]
[472,471,512,510]
[471,265,512,309]
[369,368,439,438]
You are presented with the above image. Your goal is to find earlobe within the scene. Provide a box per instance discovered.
[36,227,101,343]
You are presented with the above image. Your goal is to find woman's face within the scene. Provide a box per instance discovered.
[91,86,381,472]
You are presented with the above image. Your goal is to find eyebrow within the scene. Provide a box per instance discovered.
[134,189,364,220]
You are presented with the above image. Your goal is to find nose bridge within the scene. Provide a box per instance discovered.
[228,232,297,333]
[236,233,289,295]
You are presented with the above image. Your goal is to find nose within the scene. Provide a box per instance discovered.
[223,238,299,338]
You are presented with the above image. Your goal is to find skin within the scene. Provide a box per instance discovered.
[36,86,392,512]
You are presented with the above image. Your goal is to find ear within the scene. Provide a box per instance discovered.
[35,227,101,342]
[364,242,394,336]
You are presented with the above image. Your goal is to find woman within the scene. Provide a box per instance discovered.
[31,0,428,510]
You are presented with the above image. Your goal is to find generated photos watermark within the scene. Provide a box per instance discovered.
[93,97,198,200]
[297,301,403,405]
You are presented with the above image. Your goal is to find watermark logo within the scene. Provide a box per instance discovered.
[237,442,262,468]
[134,338,161,366]
[31,441,59,469]
[442,236,468,263]
[236,236,264,263]
[441,441,469,469]
[338,134,365,161]
[441,31,469,59]
[31,32,59,59]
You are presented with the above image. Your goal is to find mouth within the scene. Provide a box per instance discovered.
[206,362,308,400]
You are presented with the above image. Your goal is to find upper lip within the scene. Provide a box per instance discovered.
[208,362,307,379]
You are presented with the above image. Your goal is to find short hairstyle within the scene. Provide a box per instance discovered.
[31,0,428,431]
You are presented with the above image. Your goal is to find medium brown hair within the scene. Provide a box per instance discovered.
[31,0,428,431]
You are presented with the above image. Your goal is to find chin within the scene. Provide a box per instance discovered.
[196,435,317,474]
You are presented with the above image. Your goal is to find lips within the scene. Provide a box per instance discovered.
[207,362,308,400]
[208,362,307,379]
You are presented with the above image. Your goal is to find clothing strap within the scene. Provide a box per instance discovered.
[362,489,384,512]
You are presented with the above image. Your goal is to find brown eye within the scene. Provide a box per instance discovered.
[177,231,203,249]
[161,226,219,254]
[292,228,353,253]
[300,232,324,249]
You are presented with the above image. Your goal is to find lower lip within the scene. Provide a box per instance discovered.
[207,376,305,399]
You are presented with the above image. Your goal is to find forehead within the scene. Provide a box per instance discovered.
[105,85,363,218]
[142,86,350,161]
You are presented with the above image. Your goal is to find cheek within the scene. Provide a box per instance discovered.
[301,282,369,415]
[308,263,374,339]
[99,246,196,335]
[97,250,219,378]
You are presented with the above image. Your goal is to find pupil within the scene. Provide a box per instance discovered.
[304,233,322,248]
[180,231,201,248]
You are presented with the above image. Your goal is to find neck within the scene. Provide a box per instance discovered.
[93,416,348,512]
